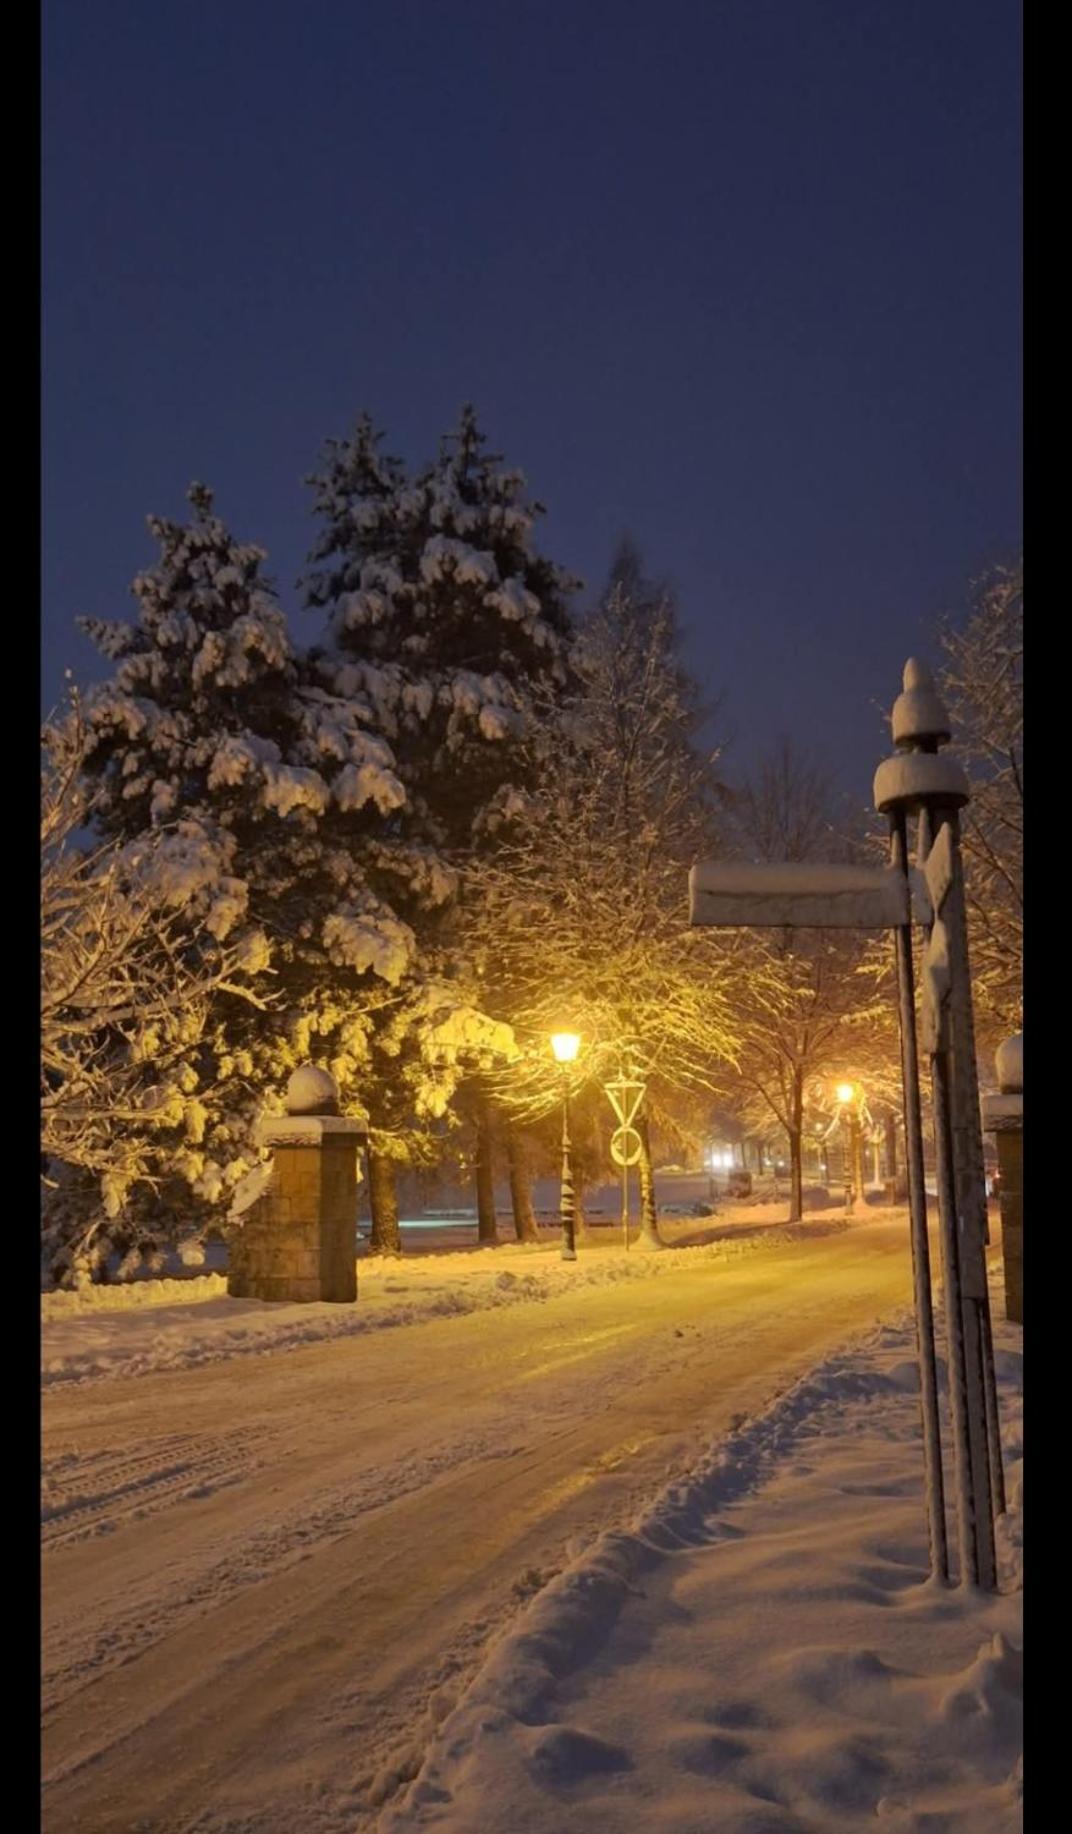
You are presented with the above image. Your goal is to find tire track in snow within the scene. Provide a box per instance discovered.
[42,1422,527,1718]
[42,1434,259,1548]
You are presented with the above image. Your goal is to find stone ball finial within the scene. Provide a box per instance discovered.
[286,1064,340,1116]
[891,656,952,751]
[995,1034,1023,1094]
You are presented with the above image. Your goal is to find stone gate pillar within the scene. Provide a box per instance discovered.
[227,1065,366,1304]
[982,1034,1023,1325]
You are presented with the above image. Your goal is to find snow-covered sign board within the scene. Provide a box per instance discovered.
[689,862,931,931]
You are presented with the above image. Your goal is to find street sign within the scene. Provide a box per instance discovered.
[610,1126,643,1167]
[603,1075,646,1129]
[689,861,931,930]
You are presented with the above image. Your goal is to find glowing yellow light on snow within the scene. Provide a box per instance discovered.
[550,1031,582,1065]
[836,1082,856,1105]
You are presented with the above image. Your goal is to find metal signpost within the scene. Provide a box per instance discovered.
[689,659,1005,1591]
[603,1071,646,1249]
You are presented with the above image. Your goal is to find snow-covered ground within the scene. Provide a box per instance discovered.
[41,1206,850,1388]
[42,1212,1020,1834]
[382,1311,1022,1833]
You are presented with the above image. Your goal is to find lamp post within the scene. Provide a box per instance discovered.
[550,1032,581,1261]
[836,1082,866,1215]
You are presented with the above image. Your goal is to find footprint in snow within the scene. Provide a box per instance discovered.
[527,1724,632,1782]
[669,1729,751,1775]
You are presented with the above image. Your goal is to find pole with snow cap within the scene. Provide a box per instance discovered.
[875,659,1002,1588]
[872,667,950,1583]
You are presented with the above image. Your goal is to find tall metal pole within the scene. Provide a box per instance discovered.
[935,810,1007,1520]
[875,660,999,1589]
[919,806,997,1593]
[931,1031,981,1586]
[888,808,948,1583]
[560,1078,577,1262]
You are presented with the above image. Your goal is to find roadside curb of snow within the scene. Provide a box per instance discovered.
[374,1312,1023,1828]
[41,1219,854,1389]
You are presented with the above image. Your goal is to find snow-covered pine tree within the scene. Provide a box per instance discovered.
[58,483,450,1276]
[305,406,579,841]
[41,687,275,1285]
[304,408,581,1244]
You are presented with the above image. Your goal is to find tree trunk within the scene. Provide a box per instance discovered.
[506,1124,538,1243]
[636,1117,663,1249]
[851,1116,867,1212]
[884,1110,898,1181]
[367,1146,401,1256]
[788,1072,804,1222]
[474,1095,498,1246]
[574,1167,589,1243]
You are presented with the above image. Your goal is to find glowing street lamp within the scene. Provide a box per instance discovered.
[835,1080,866,1215]
[550,1032,581,1261]
[550,1033,582,1066]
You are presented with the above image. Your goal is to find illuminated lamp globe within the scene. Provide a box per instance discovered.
[550,1032,582,1065]
[836,1082,855,1106]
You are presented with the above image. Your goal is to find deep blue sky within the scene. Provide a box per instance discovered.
[43,0,1020,799]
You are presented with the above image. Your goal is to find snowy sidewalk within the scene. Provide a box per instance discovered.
[381,1313,1023,1834]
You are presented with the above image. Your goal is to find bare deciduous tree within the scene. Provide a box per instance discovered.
[940,562,1022,1036]
[725,742,899,1220]
[465,568,741,1201]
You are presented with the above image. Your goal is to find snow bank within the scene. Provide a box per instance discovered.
[40,1217,854,1388]
[379,1315,1023,1832]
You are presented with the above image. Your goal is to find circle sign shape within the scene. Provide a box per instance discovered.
[610,1126,643,1167]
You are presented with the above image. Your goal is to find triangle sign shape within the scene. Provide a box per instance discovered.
[604,1076,646,1130]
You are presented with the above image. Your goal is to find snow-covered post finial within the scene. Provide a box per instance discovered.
[890,657,953,754]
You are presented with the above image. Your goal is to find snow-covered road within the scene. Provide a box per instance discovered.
[43,1214,922,1833]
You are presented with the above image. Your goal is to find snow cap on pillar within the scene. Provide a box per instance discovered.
[995,1033,1023,1094]
[892,658,951,751]
[874,656,968,813]
[286,1064,340,1116]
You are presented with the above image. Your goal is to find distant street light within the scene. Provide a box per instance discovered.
[550,1032,581,1261]
[835,1080,867,1215]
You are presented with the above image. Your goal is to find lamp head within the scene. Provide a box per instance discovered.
[550,1031,582,1065]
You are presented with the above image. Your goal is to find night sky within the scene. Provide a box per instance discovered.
[43,0,1021,800]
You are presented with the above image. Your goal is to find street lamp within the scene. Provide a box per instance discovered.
[835,1080,866,1215]
[550,1032,581,1261]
